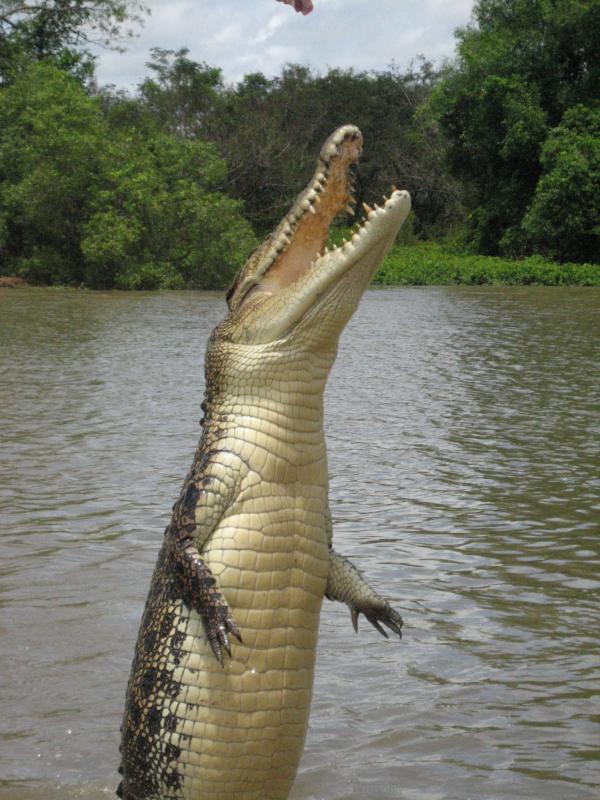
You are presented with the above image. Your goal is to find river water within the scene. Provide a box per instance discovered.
[1,286,599,800]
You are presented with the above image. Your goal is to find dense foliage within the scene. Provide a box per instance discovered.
[374,242,600,286]
[521,105,600,263]
[0,0,598,288]
[432,0,599,262]
[131,49,461,237]
[0,64,256,288]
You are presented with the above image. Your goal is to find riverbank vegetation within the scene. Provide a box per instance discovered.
[374,243,600,287]
[0,0,598,289]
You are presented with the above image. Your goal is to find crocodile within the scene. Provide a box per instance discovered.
[118,124,410,800]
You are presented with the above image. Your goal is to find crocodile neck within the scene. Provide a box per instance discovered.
[201,342,336,475]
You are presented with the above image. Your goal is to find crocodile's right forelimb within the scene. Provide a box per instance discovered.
[326,549,403,638]
[164,446,246,663]
[165,531,241,664]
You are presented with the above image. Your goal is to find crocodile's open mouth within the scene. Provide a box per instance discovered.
[226,125,410,341]
[244,125,363,303]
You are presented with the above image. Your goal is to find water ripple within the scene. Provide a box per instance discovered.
[1,286,599,799]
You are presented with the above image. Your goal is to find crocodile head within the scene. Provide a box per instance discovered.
[214,124,410,363]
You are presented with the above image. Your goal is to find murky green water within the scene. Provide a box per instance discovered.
[1,286,599,800]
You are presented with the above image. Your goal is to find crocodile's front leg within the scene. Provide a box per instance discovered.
[164,448,245,664]
[325,548,403,637]
[324,508,402,637]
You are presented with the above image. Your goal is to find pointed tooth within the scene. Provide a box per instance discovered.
[392,184,399,192]
[308,204,316,215]
[307,189,318,202]
[345,204,354,214]
[362,202,373,214]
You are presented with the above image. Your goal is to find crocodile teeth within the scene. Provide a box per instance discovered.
[345,204,354,215]
[362,202,373,214]
[301,198,317,215]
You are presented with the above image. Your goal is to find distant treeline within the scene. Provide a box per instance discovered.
[0,0,598,289]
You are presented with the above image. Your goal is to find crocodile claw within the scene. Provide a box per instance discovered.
[350,601,403,640]
[204,604,243,665]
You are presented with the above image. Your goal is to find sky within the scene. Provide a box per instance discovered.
[93,0,475,90]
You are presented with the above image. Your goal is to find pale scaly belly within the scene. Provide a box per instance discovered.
[167,489,329,800]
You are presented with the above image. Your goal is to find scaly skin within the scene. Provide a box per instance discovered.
[118,125,409,800]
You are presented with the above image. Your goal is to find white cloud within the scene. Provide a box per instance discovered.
[92,0,475,90]
[253,12,288,45]
[211,23,244,47]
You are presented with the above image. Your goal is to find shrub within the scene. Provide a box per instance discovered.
[374,242,600,287]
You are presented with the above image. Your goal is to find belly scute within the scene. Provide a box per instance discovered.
[159,510,329,800]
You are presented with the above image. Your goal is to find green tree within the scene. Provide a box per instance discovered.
[521,105,600,263]
[0,62,256,288]
[138,47,223,137]
[0,0,147,84]
[0,62,106,282]
[82,130,256,289]
[432,0,600,259]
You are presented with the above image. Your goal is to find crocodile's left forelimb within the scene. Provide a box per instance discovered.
[326,548,403,638]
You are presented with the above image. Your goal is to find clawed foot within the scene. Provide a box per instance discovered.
[171,542,243,666]
[202,601,242,665]
[350,599,403,639]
